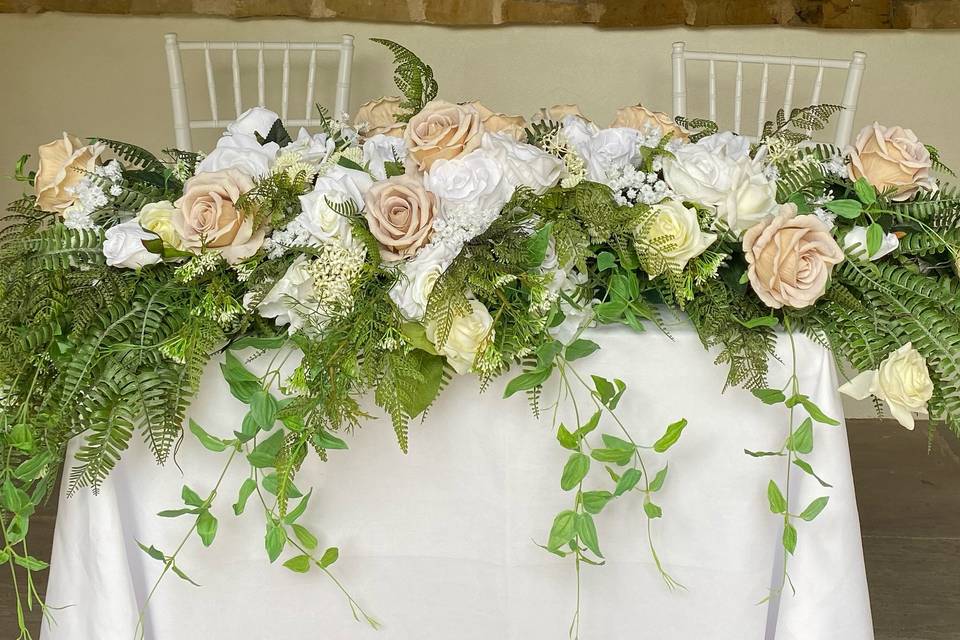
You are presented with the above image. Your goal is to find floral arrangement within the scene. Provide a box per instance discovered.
[1,40,958,638]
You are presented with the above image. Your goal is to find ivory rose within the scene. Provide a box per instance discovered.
[354,96,406,138]
[389,241,459,320]
[662,134,745,206]
[839,342,933,429]
[138,200,184,250]
[611,105,689,142]
[404,100,485,172]
[426,298,494,375]
[34,133,106,214]
[742,205,844,309]
[644,200,717,274]
[847,122,935,201]
[463,101,527,141]
[173,169,265,264]
[716,160,780,233]
[363,174,437,261]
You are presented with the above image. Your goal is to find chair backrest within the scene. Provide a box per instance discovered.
[163,33,355,151]
[671,42,866,147]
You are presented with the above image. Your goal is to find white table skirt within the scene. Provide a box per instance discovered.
[41,324,873,640]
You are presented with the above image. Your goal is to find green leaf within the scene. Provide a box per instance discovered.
[556,424,579,450]
[799,496,829,521]
[384,160,405,177]
[783,522,798,554]
[581,490,613,515]
[596,251,616,271]
[575,411,602,438]
[319,546,339,568]
[265,521,287,563]
[590,448,633,465]
[854,177,877,205]
[181,485,204,508]
[14,555,48,571]
[170,563,201,587]
[592,375,615,405]
[739,315,779,329]
[752,388,786,405]
[560,453,590,491]
[233,478,257,516]
[648,465,668,492]
[503,367,553,398]
[402,351,445,417]
[866,223,884,257]
[282,554,311,573]
[136,541,166,562]
[250,390,279,430]
[565,339,600,362]
[229,335,287,351]
[283,490,312,525]
[337,155,366,172]
[643,499,662,519]
[157,508,197,518]
[291,523,318,550]
[601,433,635,451]
[196,510,218,547]
[221,352,260,403]
[793,458,833,488]
[8,424,34,452]
[13,452,51,481]
[594,300,626,322]
[825,199,863,219]
[800,398,841,426]
[547,510,578,551]
[189,419,228,452]
[247,430,285,468]
[614,468,642,496]
[653,418,688,453]
[525,222,554,269]
[767,480,787,514]
[262,473,303,498]
[744,449,785,458]
[787,418,814,455]
[576,513,603,558]
[314,430,348,451]
[237,411,260,442]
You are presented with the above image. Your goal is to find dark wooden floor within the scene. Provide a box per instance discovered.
[3,419,958,639]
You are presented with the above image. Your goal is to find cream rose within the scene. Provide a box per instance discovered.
[716,159,780,233]
[426,298,494,375]
[463,101,527,142]
[534,104,589,123]
[363,174,437,261]
[742,205,845,309]
[847,122,935,202]
[34,133,106,214]
[354,96,406,138]
[173,169,265,264]
[644,200,717,274]
[611,105,689,142]
[137,200,184,250]
[839,342,933,429]
[102,220,162,269]
[404,100,485,172]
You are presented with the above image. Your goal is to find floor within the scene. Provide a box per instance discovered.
[2,419,958,639]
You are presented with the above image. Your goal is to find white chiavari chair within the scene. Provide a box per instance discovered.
[164,33,355,151]
[671,42,866,147]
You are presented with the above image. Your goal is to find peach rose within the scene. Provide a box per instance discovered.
[404,100,484,172]
[363,173,437,261]
[611,105,689,142]
[173,169,265,264]
[742,204,844,309]
[534,104,590,123]
[34,133,106,214]
[463,101,527,142]
[847,123,935,202]
[354,96,406,138]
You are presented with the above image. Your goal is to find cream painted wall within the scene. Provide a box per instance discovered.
[1,12,958,418]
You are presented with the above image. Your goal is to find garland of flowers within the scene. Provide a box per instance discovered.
[1,39,958,638]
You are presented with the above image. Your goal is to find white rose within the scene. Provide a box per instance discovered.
[560,116,599,151]
[663,144,740,206]
[283,128,335,164]
[426,298,493,374]
[548,270,594,345]
[716,159,779,233]
[226,106,281,139]
[197,133,279,177]
[251,255,321,333]
[480,133,562,195]
[581,127,641,183]
[842,225,900,261]
[424,149,511,214]
[102,220,162,269]
[697,131,752,161]
[298,165,372,243]
[362,134,407,181]
[839,342,933,429]
[389,241,459,321]
[645,200,717,273]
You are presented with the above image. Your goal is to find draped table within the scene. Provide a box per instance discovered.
[40,324,874,640]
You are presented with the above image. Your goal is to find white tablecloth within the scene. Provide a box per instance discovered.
[41,325,873,640]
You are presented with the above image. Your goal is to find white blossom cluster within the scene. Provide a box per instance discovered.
[305,241,367,314]
[62,160,123,229]
[606,164,673,206]
[822,154,849,179]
